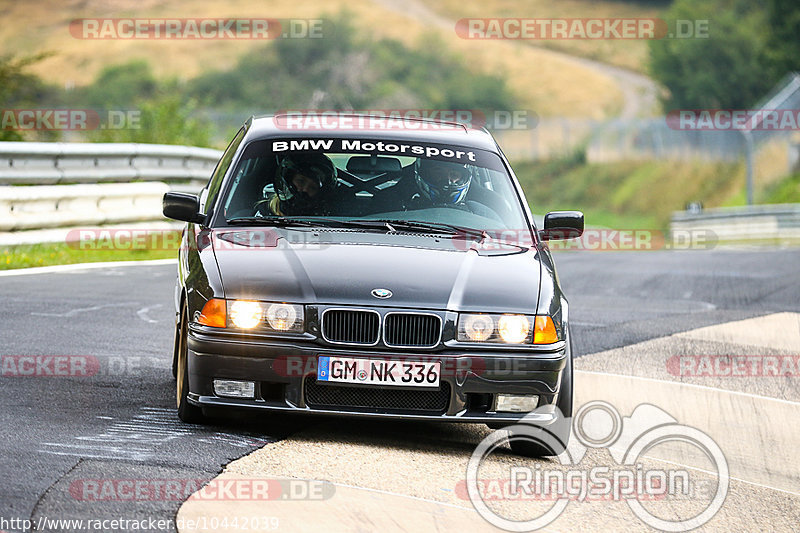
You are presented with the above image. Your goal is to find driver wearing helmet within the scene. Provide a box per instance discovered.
[264,152,348,216]
[413,159,472,206]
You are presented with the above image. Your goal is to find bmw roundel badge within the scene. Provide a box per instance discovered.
[371,288,393,299]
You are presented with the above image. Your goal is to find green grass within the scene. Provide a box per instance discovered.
[512,153,747,230]
[1,241,178,270]
[763,171,800,204]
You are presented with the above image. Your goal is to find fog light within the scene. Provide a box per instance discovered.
[495,394,539,413]
[213,379,255,399]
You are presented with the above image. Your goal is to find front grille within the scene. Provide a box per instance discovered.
[384,313,441,347]
[322,309,380,345]
[305,379,450,413]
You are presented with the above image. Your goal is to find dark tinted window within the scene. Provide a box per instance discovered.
[204,126,246,215]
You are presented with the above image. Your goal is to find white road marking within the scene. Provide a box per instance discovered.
[570,321,608,327]
[674,311,800,351]
[0,258,176,277]
[32,302,138,318]
[137,304,163,323]
[39,407,268,461]
[575,370,800,494]
[636,452,800,498]
[577,369,800,406]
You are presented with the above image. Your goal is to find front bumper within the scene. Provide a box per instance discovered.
[186,325,567,425]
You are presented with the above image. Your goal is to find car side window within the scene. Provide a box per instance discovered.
[204,127,246,215]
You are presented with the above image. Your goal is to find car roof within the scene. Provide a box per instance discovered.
[243,113,501,152]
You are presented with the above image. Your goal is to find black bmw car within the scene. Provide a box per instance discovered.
[163,114,583,456]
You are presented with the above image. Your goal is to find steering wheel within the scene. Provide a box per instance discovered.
[253,198,273,216]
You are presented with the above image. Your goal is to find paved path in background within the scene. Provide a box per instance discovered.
[371,0,661,118]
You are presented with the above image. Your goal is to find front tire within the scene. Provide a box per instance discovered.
[171,307,181,379]
[176,304,205,424]
[507,328,574,457]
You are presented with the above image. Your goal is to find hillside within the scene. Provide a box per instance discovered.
[426,0,668,74]
[0,0,668,119]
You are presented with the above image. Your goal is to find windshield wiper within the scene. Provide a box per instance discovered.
[226,216,328,228]
[226,216,394,231]
[226,216,486,240]
[371,219,487,239]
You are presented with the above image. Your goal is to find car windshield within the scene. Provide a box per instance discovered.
[218,138,529,233]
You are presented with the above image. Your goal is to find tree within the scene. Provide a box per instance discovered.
[186,12,516,114]
[649,0,775,109]
[82,60,157,108]
[0,53,57,141]
[765,0,800,77]
[88,87,213,147]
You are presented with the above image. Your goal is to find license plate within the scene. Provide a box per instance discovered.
[316,356,440,388]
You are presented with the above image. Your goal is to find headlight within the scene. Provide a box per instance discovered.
[498,315,530,343]
[457,314,559,345]
[230,300,263,329]
[462,314,494,341]
[227,300,304,332]
[266,303,299,331]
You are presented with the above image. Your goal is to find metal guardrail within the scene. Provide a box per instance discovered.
[0,142,222,185]
[0,142,221,242]
[0,182,171,231]
[671,204,800,242]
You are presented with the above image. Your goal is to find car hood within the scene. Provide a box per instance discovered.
[212,229,542,313]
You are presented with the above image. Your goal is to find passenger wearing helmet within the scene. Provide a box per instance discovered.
[265,153,348,216]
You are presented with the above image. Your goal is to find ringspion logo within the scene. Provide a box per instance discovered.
[467,402,728,531]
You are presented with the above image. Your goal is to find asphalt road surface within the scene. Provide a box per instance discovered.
[1,248,798,532]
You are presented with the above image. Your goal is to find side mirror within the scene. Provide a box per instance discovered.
[541,211,584,241]
[163,192,205,224]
